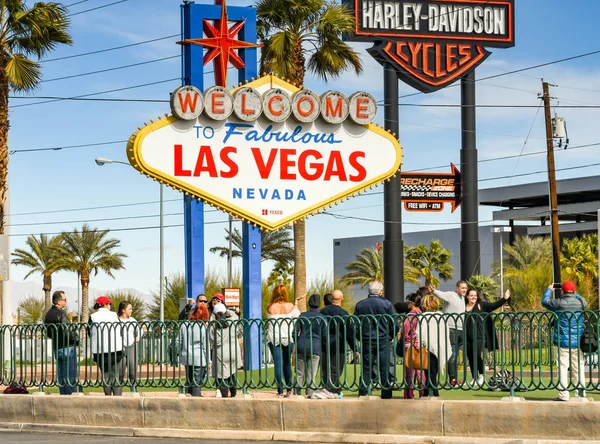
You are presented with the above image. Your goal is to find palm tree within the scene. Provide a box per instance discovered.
[267,260,294,287]
[147,273,185,321]
[17,295,45,324]
[341,246,419,288]
[257,0,363,311]
[405,240,454,287]
[561,234,598,308]
[0,2,71,323]
[209,227,294,265]
[56,225,126,323]
[502,235,552,311]
[466,275,500,301]
[103,291,147,321]
[12,234,65,311]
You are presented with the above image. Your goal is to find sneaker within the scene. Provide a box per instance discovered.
[553,397,568,402]
[449,378,462,387]
[477,374,485,386]
[215,390,222,398]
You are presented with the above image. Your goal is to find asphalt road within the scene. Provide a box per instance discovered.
[0,432,292,443]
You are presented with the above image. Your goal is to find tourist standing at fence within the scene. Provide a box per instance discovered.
[354,280,397,399]
[266,285,300,398]
[211,302,242,398]
[118,301,140,392]
[464,289,510,387]
[403,293,425,399]
[428,281,467,386]
[294,294,327,398]
[419,295,450,397]
[44,290,79,395]
[321,289,356,396]
[180,302,211,397]
[542,281,587,401]
[89,296,124,396]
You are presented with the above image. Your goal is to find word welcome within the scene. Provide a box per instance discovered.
[170,85,377,125]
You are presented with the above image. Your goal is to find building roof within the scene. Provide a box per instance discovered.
[479,175,600,222]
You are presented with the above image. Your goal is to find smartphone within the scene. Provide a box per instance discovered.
[552,283,563,289]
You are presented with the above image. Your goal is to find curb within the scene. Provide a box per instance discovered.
[0,423,599,444]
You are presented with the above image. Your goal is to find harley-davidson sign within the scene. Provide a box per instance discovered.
[127,75,402,230]
[344,0,515,92]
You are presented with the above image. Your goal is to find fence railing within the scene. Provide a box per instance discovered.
[1,310,598,396]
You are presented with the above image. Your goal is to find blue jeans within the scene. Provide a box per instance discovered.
[186,365,207,397]
[56,346,78,395]
[269,342,293,395]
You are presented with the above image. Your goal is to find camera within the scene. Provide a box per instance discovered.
[552,283,563,289]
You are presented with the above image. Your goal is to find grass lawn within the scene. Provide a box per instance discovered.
[36,362,600,401]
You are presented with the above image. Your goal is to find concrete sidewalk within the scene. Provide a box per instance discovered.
[0,394,598,442]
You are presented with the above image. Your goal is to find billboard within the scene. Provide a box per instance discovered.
[344,0,515,92]
[128,75,403,230]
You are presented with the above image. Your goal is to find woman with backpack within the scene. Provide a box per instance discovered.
[464,288,510,387]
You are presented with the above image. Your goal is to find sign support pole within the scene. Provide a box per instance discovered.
[237,10,262,372]
[460,71,480,279]
[182,3,205,300]
[383,63,404,303]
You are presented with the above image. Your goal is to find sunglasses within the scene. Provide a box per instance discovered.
[197,300,208,303]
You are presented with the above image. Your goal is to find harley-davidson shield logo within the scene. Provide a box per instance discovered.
[368,41,490,93]
[344,0,515,93]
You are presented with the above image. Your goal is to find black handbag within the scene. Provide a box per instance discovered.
[580,328,598,354]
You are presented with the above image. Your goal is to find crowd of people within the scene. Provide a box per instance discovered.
[41,279,590,401]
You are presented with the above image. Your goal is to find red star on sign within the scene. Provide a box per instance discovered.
[178,0,261,87]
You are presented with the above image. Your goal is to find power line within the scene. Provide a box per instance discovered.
[68,0,129,17]
[10,78,180,108]
[388,48,600,102]
[66,0,92,7]
[40,55,179,83]
[40,34,179,63]
[10,139,126,154]
[9,219,229,238]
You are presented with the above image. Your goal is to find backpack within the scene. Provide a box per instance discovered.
[580,326,599,354]
[487,370,527,392]
[3,382,29,394]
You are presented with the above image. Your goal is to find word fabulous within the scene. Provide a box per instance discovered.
[170,85,377,125]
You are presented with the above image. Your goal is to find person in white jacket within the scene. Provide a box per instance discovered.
[428,281,467,386]
[89,296,124,396]
[179,301,211,397]
[419,295,451,397]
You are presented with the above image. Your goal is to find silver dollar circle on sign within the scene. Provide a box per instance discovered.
[291,89,321,123]
[171,85,204,121]
[203,86,234,120]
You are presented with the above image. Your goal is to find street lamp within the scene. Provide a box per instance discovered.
[94,157,165,322]
[492,226,512,298]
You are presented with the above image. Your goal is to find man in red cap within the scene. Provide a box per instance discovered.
[542,281,587,401]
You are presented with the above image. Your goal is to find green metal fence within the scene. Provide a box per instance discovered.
[1,311,598,396]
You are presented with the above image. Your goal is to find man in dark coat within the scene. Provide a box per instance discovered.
[295,294,327,397]
[320,289,356,396]
[354,281,398,399]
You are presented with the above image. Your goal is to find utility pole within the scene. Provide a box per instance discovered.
[542,81,561,297]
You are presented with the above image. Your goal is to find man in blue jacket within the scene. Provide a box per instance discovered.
[354,281,398,399]
[542,281,587,401]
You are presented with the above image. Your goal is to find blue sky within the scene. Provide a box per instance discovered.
[7,0,600,309]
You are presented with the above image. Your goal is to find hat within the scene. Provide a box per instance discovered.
[562,281,577,293]
[213,303,226,315]
[308,294,321,309]
[212,292,225,302]
[96,296,113,305]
